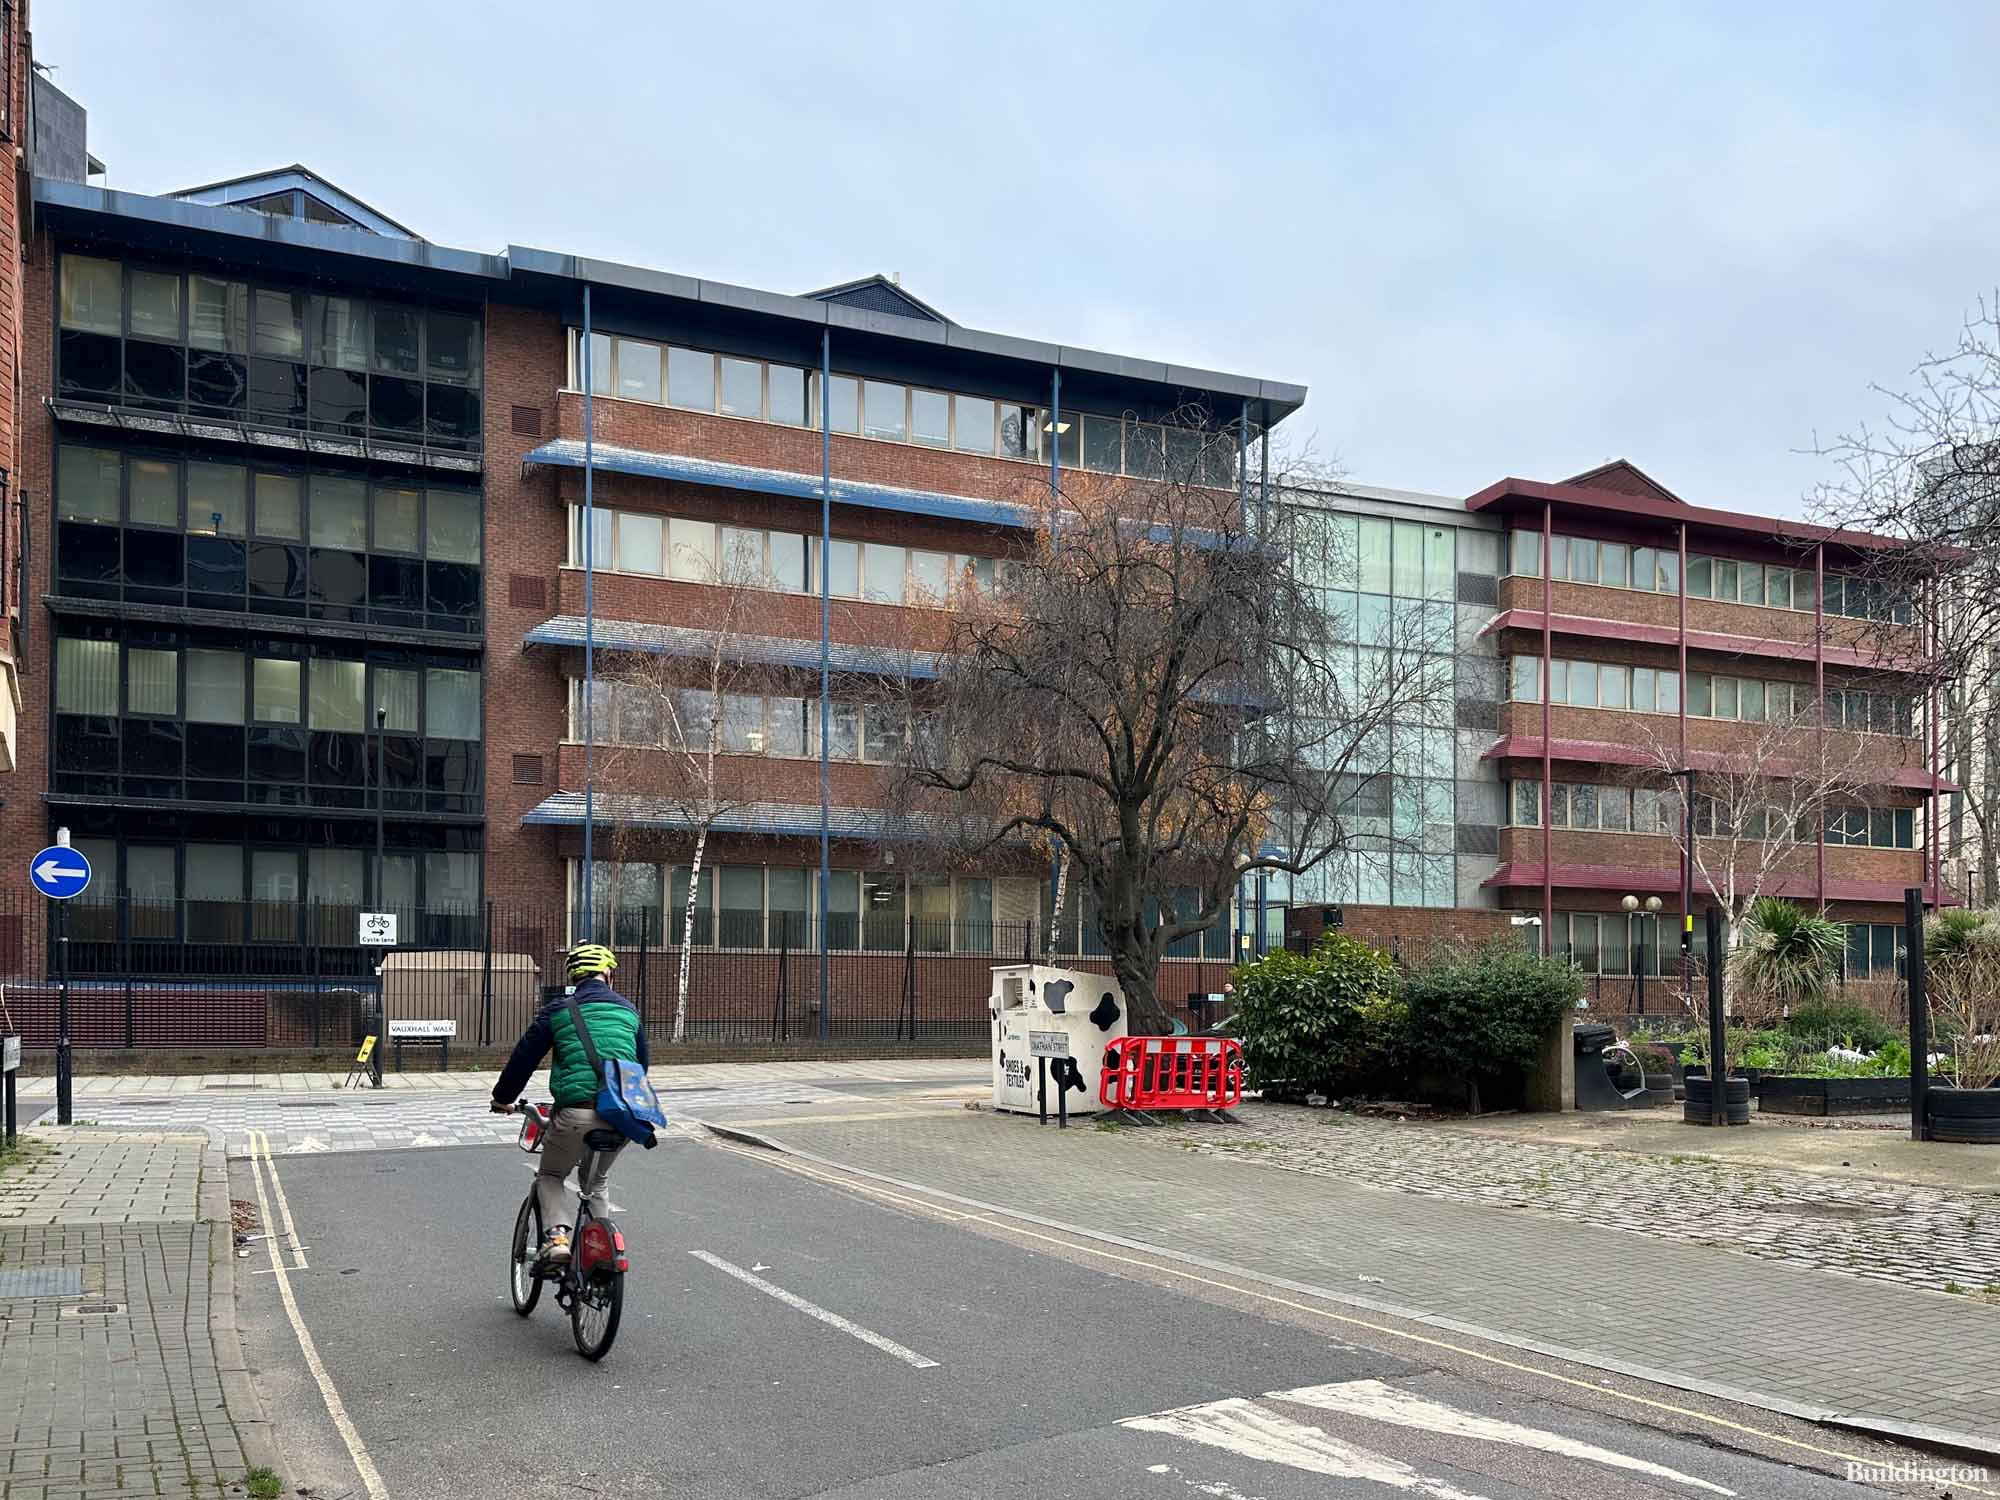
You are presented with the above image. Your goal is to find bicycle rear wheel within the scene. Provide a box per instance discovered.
[570,1270,622,1360]
[509,1196,542,1316]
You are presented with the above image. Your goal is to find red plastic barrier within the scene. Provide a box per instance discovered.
[1099,1035,1244,1111]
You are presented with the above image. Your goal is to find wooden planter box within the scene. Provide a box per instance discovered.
[1758,1075,1909,1117]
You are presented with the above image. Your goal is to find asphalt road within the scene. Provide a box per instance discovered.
[233,1124,1942,1500]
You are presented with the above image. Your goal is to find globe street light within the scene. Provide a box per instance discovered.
[1621,894,1665,1014]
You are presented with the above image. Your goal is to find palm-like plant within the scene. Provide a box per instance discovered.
[1727,897,1844,1024]
[1924,908,2000,1091]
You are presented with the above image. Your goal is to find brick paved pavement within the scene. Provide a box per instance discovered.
[1151,1101,2000,1299]
[0,1129,269,1499]
[737,1108,2000,1457]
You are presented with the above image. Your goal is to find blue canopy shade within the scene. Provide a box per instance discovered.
[522,438,1038,530]
[519,792,956,843]
[523,615,942,678]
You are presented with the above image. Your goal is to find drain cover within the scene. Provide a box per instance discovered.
[277,1101,342,1109]
[0,1268,83,1299]
[61,1302,124,1318]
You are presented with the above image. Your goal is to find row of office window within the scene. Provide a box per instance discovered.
[568,680,923,764]
[53,631,481,812]
[1286,847,1460,911]
[58,255,484,447]
[57,446,482,630]
[566,504,1007,606]
[1543,910,1701,976]
[1507,530,1909,623]
[1507,777,1918,848]
[1295,514,1461,603]
[569,330,1240,486]
[65,835,483,949]
[572,860,1238,959]
[1507,655,1914,735]
[1508,656,1683,713]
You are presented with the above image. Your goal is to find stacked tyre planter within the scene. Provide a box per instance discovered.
[1927,1088,2000,1144]
[1682,1073,1752,1126]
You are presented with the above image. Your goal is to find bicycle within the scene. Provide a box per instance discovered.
[506,1101,628,1360]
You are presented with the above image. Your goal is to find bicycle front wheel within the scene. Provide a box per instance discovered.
[509,1195,542,1316]
[570,1270,623,1360]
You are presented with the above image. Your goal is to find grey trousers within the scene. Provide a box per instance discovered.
[535,1106,623,1230]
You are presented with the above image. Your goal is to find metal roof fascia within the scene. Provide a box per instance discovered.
[34,179,509,282]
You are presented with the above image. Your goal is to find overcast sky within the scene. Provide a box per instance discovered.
[36,2,2000,515]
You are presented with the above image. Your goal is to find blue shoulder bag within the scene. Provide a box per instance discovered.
[562,992,667,1149]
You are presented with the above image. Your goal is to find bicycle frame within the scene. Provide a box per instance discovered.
[511,1103,629,1322]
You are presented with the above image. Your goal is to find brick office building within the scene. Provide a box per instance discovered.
[4,145,1942,1039]
[8,159,1301,1038]
[1278,461,1943,1017]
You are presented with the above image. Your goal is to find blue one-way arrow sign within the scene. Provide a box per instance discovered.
[29,845,91,900]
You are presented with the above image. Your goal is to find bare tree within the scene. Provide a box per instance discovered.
[890,422,1451,1034]
[1811,298,2000,902]
[591,579,776,1043]
[1632,702,1893,960]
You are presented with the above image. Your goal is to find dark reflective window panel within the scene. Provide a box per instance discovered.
[247,726,307,786]
[248,358,307,427]
[307,367,367,433]
[57,522,122,588]
[248,543,308,614]
[122,342,186,410]
[307,549,367,620]
[367,556,423,627]
[369,376,423,435]
[123,530,184,597]
[426,385,480,446]
[55,714,120,775]
[185,723,246,781]
[425,562,481,630]
[187,351,247,415]
[187,537,247,611]
[122,718,185,777]
[59,331,120,398]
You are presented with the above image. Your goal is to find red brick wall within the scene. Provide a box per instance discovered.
[2,232,55,882]
[482,303,572,904]
[1287,903,1512,957]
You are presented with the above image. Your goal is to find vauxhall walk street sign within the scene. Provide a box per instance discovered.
[29,845,91,901]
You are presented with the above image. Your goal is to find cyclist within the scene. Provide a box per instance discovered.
[490,942,649,1265]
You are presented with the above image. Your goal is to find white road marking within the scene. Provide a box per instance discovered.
[253,1130,308,1270]
[1273,1380,1734,1496]
[688,1250,940,1370]
[247,1141,389,1500]
[1121,1397,1492,1500]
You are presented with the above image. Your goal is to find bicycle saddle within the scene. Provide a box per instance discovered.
[583,1129,626,1151]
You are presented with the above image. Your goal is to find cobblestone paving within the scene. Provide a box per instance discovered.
[1151,1102,2000,1299]
[34,1075,878,1156]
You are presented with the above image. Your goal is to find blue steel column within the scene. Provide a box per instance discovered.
[581,286,597,937]
[818,330,832,1036]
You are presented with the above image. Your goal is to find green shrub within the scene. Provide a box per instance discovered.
[1229,934,1402,1099]
[1783,1001,1894,1053]
[1399,939,1583,1106]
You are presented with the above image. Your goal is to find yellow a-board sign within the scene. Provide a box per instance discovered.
[344,1034,379,1089]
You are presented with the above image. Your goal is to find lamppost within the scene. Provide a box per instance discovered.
[1621,894,1664,1014]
